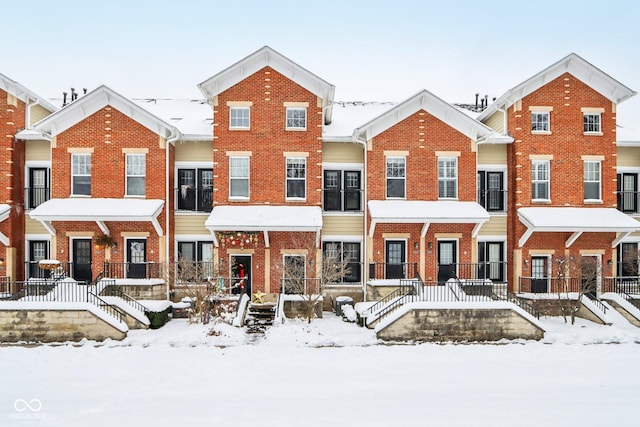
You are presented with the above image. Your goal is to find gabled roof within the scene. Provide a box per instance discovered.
[32,85,180,141]
[478,53,637,122]
[354,90,509,143]
[197,46,336,124]
[0,72,57,113]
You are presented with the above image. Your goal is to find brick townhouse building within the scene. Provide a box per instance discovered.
[1,46,638,301]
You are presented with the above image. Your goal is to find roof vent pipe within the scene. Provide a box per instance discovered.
[62,92,68,106]
[475,93,479,109]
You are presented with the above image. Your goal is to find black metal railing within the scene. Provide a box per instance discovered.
[519,277,587,294]
[323,188,363,212]
[452,262,507,283]
[25,261,73,280]
[616,190,640,214]
[602,276,640,294]
[361,280,416,319]
[175,186,213,212]
[87,288,125,322]
[101,283,148,314]
[506,291,542,319]
[103,262,161,279]
[368,262,419,280]
[280,278,322,295]
[25,187,51,209]
[0,276,10,295]
[477,189,507,212]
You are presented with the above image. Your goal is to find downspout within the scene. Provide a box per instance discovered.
[352,129,368,301]
[165,129,180,298]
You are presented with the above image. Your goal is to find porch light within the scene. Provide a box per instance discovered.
[414,242,419,250]
[0,258,4,266]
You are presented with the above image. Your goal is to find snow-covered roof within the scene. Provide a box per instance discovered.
[131,98,213,141]
[29,198,165,236]
[198,46,336,124]
[479,53,637,122]
[205,205,322,232]
[33,85,180,141]
[367,200,490,237]
[0,72,58,113]
[355,90,507,143]
[323,101,397,140]
[517,207,640,247]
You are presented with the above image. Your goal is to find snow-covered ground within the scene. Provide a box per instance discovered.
[2,313,640,427]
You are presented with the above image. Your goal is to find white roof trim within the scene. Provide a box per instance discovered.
[0,72,58,112]
[355,90,496,142]
[205,205,323,232]
[479,53,637,122]
[517,207,640,247]
[33,86,180,141]
[15,128,51,141]
[29,198,165,236]
[197,46,335,124]
[367,200,490,237]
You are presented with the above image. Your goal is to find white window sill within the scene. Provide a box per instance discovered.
[532,199,551,204]
[229,197,250,201]
[229,127,250,131]
[285,127,307,132]
[584,199,603,204]
[286,198,307,202]
[124,195,146,198]
[583,132,603,136]
[531,131,551,135]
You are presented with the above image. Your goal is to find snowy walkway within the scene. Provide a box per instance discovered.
[2,315,640,426]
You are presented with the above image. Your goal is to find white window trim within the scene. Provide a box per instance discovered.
[229,106,250,130]
[386,156,406,200]
[71,153,91,197]
[438,157,458,200]
[584,160,602,203]
[532,160,550,202]
[229,156,250,200]
[531,111,551,134]
[285,107,307,131]
[583,112,603,135]
[125,153,146,197]
[286,157,307,201]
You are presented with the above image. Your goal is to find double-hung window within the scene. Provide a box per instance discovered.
[531,111,550,132]
[71,153,91,196]
[584,160,601,201]
[583,113,601,134]
[386,157,405,199]
[229,157,249,199]
[322,241,362,283]
[286,158,306,199]
[438,158,457,199]
[286,107,306,129]
[177,168,213,211]
[126,154,146,196]
[532,160,550,200]
[230,107,250,129]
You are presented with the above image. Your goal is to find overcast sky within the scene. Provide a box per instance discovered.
[2,0,639,129]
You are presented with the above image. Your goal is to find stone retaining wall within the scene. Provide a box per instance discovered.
[377,307,544,342]
[0,309,127,342]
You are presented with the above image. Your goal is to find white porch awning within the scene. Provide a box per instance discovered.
[517,207,640,247]
[0,204,10,245]
[367,200,490,237]
[29,198,165,236]
[205,205,323,247]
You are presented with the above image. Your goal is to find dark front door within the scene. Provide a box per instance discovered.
[72,239,92,283]
[344,171,361,211]
[29,168,48,209]
[618,173,638,213]
[581,256,598,298]
[437,241,457,284]
[127,239,147,279]
[531,256,548,293]
[385,240,405,279]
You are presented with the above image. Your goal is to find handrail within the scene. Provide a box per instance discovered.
[361,281,415,317]
[584,293,609,315]
[505,291,542,320]
[88,288,125,322]
[101,284,148,314]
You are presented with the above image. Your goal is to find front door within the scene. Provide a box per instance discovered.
[231,255,252,295]
[127,239,147,279]
[531,256,548,293]
[437,240,457,284]
[385,240,405,279]
[72,239,92,283]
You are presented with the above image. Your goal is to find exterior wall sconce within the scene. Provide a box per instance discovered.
[428,242,433,250]
[524,259,529,270]
[607,259,613,265]
[414,242,419,250]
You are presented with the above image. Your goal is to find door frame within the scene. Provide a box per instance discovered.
[71,237,93,283]
[230,254,252,295]
[581,254,601,298]
[384,239,407,279]
[530,255,551,293]
[126,237,147,279]
[437,239,458,284]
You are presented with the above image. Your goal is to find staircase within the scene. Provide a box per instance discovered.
[245,302,276,333]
